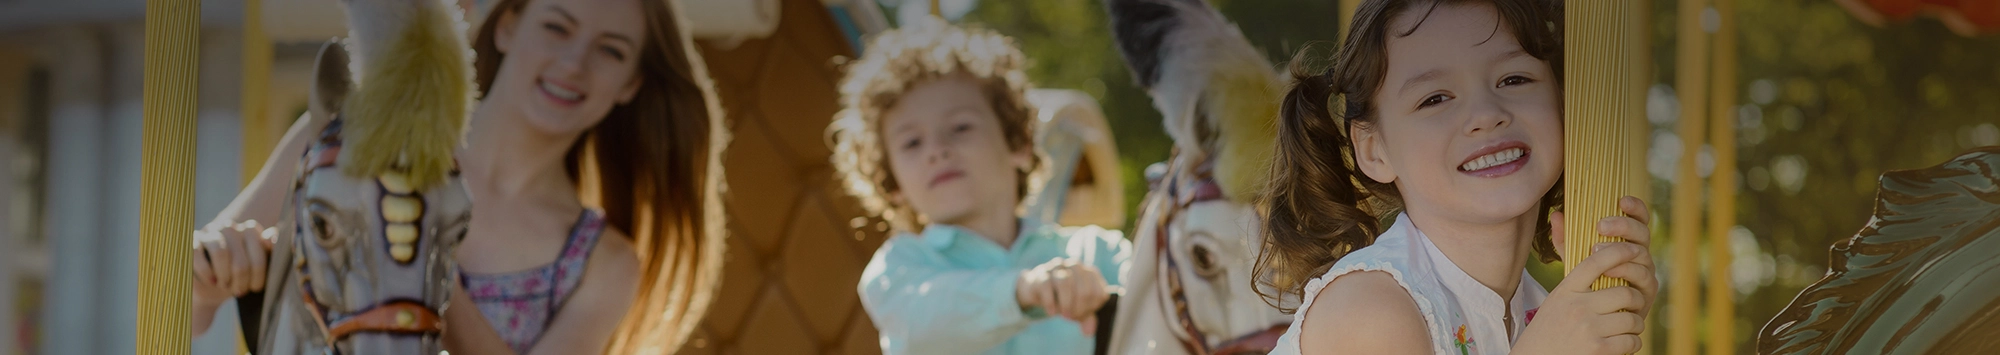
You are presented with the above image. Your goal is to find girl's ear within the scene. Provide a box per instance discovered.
[1352,123,1397,184]
[494,8,520,54]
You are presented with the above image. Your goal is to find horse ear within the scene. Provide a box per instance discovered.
[1105,0,1202,89]
[309,39,352,120]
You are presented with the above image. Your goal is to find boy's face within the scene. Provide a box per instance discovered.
[1354,2,1563,227]
[881,75,1034,229]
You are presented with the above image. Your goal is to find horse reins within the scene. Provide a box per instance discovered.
[1148,161,1288,355]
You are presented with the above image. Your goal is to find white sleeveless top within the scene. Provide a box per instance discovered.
[1270,213,1547,355]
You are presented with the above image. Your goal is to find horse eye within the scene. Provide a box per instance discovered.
[1190,244,1220,276]
[305,202,342,247]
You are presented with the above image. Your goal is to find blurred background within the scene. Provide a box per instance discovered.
[0,0,1994,354]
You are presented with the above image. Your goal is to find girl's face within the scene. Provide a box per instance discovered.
[882,75,1034,229]
[1354,2,1562,227]
[490,0,646,136]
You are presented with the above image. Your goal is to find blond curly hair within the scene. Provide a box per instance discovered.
[827,17,1042,232]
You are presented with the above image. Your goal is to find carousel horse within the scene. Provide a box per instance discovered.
[244,0,475,353]
[1101,0,1291,353]
[1758,146,2000,354]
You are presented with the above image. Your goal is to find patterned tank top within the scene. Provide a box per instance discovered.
[460,209,606,353]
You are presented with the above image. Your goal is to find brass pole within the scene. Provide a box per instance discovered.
[1668,0,1712,352]
[242,0,274,187]
[138,0,199,353]
[1704,0,1739,351]
[1561,0,1646,293]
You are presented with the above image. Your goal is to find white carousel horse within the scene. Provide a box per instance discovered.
[1101,0,1292,354]
[245,0,475,353]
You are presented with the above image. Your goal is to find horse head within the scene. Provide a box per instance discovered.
[281,0,474,353]
[1103,0,1290,353]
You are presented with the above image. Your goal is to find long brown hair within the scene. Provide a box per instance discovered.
[473,0,728,352]
[1252,0,1563,313]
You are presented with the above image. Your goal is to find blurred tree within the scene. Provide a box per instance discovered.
[1652,0,2000,352]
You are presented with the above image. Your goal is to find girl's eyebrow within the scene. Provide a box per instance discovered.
[1492,49,1532,62]
[1398,69,1446,97]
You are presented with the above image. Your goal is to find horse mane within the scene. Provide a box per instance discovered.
[337,0,474,190]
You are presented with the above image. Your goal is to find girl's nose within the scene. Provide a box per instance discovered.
[1465,95,1513,135]
[552,40,590,76]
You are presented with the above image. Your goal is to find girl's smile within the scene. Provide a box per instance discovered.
[536,78,585,106]
[1457,141,1529,178]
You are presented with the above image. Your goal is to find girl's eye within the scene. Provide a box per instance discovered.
[952,123,971,133]
[902,138,921,150]
[1418,93,1452,108]
[599,45,626,61]
[543,22,569,36]
[1499,75,1535,87]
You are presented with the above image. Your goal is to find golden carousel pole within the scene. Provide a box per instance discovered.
[1667,0,1710,351]
[1704,0,1739,352]
[1561,0,1647,294]
[1338,0,1359,41]
[138,0,199,353]
[242,0,275,187]
[1630,2,1655,353]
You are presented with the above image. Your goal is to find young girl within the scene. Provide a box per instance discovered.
[1255,1,1659,354]
[829,18,1132,355]
[187,0,726,353]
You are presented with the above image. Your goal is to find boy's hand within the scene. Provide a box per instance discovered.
[1016,258,1110,334]
[1518,196,1657,354]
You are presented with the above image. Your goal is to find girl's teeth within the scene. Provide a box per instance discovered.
[542,81,582,101]
[1460,148,1524,171]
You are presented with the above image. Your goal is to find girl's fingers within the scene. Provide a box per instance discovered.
[246,228,269,292]
[1586,286,1647,315]
[1079,315,1098,336]
[206,239,234,293]
[1620,196,1652,225]
[229,230,252,295]
[1597,216,1653,247]
[1556,242,1641,293]
[1602,334,1642,355]
[191,247,216,286]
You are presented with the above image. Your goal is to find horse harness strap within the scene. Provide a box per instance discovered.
[1150,163,1287,355]
[298,277,447,343]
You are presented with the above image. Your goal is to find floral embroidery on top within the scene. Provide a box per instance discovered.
[1453,323,1475,355]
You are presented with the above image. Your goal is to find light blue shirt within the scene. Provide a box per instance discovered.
[857,219,1132,355]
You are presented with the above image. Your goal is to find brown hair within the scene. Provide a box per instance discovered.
[827,17,1041,232]
[473,0,728,352]
[1253,0,1564,313]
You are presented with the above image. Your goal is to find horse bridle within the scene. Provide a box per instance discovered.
[290,118,449,346]
[1147,160,1288,355]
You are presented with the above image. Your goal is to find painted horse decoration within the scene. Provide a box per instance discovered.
[1757,146,2000,354]
[1101,0,1291,353]
[243,0,475,353]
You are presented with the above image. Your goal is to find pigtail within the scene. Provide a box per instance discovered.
[1252,49,1400,313]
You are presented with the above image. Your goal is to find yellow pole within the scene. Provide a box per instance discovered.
[1703,0,1738,352]
[242,0,274,187]
[139,0,199,353]
[1561,0,1645,291]
[1668,0,1711,352]
[1630,2,1655,354]
[1338,0,1359,42]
